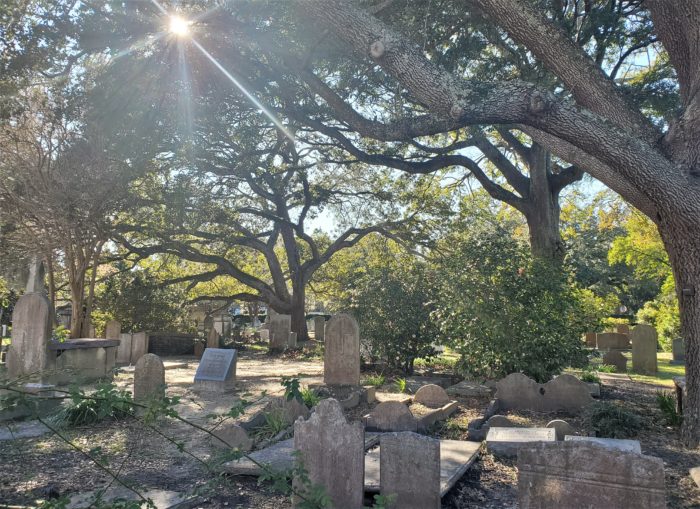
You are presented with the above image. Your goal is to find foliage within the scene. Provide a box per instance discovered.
[282,377,303,402]
[56,382,134,427]
[584,401,642,439]
[253,408,289,441]
[435,222,589,382]
[579,369,600,384]
[362,375,386,387]
[393,378,407,394]
[300,387,321,409]
[656,391,682,426]
[637,276,680,352]
[597,364,618,374]
[51,325,69,343]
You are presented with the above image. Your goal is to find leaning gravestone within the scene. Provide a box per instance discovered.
[324,313,360,386]
[672,338,685,364]
[131,331,149,364]
[380,432,440,509]
[314,316,325,341]
[602,349,628,372]
[105,320,121,340]
[631,324,658,375]
[495,373,593,414]
[518,442,665,508]
[133,353,165,403]
[294,399,364,509]
[365,401,418,432]
[7,293,54,381]
[194,348,237,392]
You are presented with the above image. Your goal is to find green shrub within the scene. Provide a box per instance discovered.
[253,408,289,441]
[394,378,407,393]
[362,375,386,387]
[597,364,617,373]
[584,401,641,438]
[580,369,600,384]
[656,391,682,426]
[56,382,133,427]
[282,377,302,402]
[300,387,321,409]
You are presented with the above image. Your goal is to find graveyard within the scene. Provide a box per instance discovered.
[2,1,700,508]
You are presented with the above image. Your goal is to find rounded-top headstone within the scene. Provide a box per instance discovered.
[546,419,575,441]
[323,313,360,386]
[413,384,451,408]
[486,415,515,428]
[365,401,417,432]
[133,353,165,402]
[210,423,253,451]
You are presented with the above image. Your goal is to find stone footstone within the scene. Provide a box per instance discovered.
[486,415,515,428]
[380,432,440,509]
[365,401,418,432]
[133,353,166,403]
[486,427,556,458]
[294,399,364,508]
[546,419,575,441]
[564,436,641,453]
[413,384,451,408]
[518,442,665,509]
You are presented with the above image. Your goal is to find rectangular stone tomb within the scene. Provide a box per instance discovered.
[364,439,481,496]
[51,338,119,384]
[518,442,665,509]
[194,348,236,392]
[486,427,556,458]
[564,436,641,454]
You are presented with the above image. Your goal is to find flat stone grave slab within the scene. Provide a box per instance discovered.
[486,427,556,458]
[68,487,199,509]
[447,380,491,398]
[405,376,453,393]
[121,360,189,373]
[375,392,412,404]
[0,420,52,441]
[564,436,641,453]
[364,439,481,496]
[223,434,380,475]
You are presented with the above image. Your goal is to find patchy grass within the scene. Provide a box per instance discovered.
[628,352,685,387]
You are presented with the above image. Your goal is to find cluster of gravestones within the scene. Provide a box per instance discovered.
[585,324,665,374]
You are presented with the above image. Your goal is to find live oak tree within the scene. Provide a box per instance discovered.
[288,0,700,445]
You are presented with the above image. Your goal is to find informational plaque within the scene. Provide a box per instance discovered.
[194,348,237,382]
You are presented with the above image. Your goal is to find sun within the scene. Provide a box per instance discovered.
[169,15,190,37]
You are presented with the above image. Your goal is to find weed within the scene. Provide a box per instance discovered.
[656,390,682,426]
[597,364,618,373]
[394,377,407,393]
[55,382,133,427]
[253,408,289,441]
[300,387,321,408]
[580,369,600,384]
[282,377,303,402]
[362,374,386,387]
[583,401,641,438]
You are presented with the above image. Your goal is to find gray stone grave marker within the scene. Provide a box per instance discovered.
[324,313,360,386]
[602,349,628,372]
[672,337,685,364]
[268,309,292,351]
[206,327,220,349]
[486,427,556,458]
[564,435,641,453]
[131,331,148,364]
[133,353,165,403]
[105,320,121,340]
[596,332,630,350]
[314,316,325,341]
[194,348,237,392]
[117,333,133,364]
[631,324,658,374]
[7,293,54,381]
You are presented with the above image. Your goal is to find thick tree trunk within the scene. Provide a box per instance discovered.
[290,279,309,342]
[661,220,700,447]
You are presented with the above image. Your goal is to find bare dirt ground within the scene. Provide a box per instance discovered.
[1,352,700,508]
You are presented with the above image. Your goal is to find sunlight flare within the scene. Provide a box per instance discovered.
[169,15,190,37]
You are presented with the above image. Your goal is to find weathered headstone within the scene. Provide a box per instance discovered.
[495,373,593,413]
[518,442,665,508]
[268,309,292,352]
[294,399,364,509]
[133,353,165,403]
[447,380,491,398]
[7,293,54,380]
[546,419,575,441]
[380,432,440,509]
[324,313,360,386]
[193,348,237,392]
[131,331,149,364]
[206,327,220,349]
[486,415,515,428]
[414,384,451,409]
[105,320,121,340]
[288,331,297,349]
[564,435,641,453]
[313,316,325,341]
[486,427,556,458]
[584,332,597,347]
[116,333,133,364]
[210,423,253,451]
[672,337,685,364]
[596,332,630,350]
[602,349,628,372]
[365,401,418,432]
[631,324,658,375]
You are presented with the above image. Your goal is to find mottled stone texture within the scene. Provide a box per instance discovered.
[602,349,628,372]
[131,332,149,364]
[631,324,658,375]
[210,423,253,451]
[134,353,165,403]
[596,332,630,350]
[365,401,418,432]
[414,384,451,408]
[7,293,54,380]
[518,442,665,509]
[672,338,685,362]
[117,333,133,364]
[105,320,121,340]
[486,427,556,458]
[269,310,292,351]
[546,419,575,441]
[294,399,364,508]
[206,327,220,349]
[313,316,325,341]
[324,313,360,386]
[495,373,593,414]
[380,432,440,509]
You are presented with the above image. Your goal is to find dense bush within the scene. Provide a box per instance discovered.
[583,401,642,438]
[434,225,589,382]
[56,382,133,427]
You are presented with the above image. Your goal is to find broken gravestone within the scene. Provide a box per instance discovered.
[294,399,364,508]
[210,423,253,451]
[495,373,593,414]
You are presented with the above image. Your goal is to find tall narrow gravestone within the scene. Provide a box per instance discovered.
[672,338,685,364]
[380,432,440,509]
[7,293,54,380]
[105,320,121,340]
[194,348,237,392]
[294,399,364,508]
[314,316,325,341]
[131,331,149,364]
[207,327,220,349]
[117,333,133,364]
[324,314,360,386]
[631,324,658,375]
[269,310,292,352]
[133,353,165,403]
